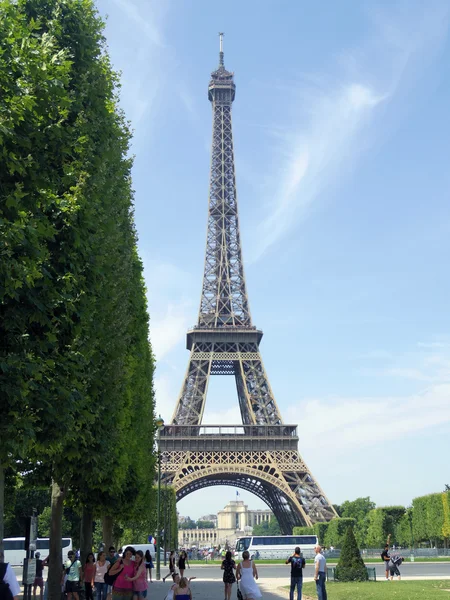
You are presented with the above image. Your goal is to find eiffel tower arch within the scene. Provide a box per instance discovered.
[160,35,337,532]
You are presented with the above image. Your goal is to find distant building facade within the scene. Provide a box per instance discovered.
[178,500,272,548]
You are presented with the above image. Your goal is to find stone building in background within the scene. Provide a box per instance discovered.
[178,500,272,548]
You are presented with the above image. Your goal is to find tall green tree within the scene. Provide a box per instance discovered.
[252,517,281,536]
[340,497,375,547]
[0,3,154,598]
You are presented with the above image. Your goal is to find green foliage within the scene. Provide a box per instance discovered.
[38,506,70,537]
[340,497,375,547]
[413,493,447,545]
[179,518,197,530]
[252,517,281,536]
[197,520,215,529]
[314,522,329,545]
[442,493,450,541]
[0,0,155,587]
[366,506,405,547]
[335,526,368,582]
[324,518,356,548]
[396,508,414,548]
[293,526,314,535]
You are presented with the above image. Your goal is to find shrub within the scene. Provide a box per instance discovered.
[335,526,368,582]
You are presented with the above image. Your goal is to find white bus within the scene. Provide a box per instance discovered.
[2,537,73,566]
[235,535,319,560]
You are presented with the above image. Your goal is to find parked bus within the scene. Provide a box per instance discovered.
[234,535,318,559]
[2,537,73,566]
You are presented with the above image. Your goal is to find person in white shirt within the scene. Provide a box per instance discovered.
[0,557,21,600]
[313,545,327,600]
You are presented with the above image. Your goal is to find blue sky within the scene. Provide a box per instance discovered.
[96,0,450,520]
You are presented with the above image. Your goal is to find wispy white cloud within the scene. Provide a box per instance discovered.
[249,3,450,261]
[111,0,164,46]
[288,383,450,459]
[142,258,195,361]
[150,302,191,361]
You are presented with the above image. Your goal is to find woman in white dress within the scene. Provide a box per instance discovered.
[236,551,261,600]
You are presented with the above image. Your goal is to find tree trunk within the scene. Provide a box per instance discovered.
[0,463,5,561]
[102,515,113,550]
[80,506,93,563]
[48,480,65,600]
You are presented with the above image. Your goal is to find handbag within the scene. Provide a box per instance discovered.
[104,560,122,586]
[237,584,243,600]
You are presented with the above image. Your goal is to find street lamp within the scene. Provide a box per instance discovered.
[155,415,164,581]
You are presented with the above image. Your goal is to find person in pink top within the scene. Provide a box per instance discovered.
[125,550,147,600]
[108,546,135,600]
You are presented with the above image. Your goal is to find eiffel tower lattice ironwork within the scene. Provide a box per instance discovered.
[160,35,337,531]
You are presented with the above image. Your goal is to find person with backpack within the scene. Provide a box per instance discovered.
[285,546,306,600]
[64,550,82,600]
[0,558,20,600]
[388,554,404,580]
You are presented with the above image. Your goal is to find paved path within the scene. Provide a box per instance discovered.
[146,577,290,600]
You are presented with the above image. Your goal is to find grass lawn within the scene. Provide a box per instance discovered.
[188,557,450,565]
[301,580,450,599]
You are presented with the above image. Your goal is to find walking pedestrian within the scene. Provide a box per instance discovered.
[94,551,110,600]
[83,553,96,600]
[144,550,153,583]
[178,551,189,578]
[236,551,261,600]
[65,550,82,600]
[162,551,176,583]
[313,545,327,600]
[221,550,236,600]
[108,546,135,600]
[285,546,305,600]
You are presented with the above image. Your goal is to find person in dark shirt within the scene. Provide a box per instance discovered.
[285,547,305,600]
[381,544,390,581]
[33,552,45,600]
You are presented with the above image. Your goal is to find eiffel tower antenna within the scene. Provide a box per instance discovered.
[160,38,337,533]
[219,32,224,66]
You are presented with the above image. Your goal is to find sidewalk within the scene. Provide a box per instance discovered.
[148,577,291,599]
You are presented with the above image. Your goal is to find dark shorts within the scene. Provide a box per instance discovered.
[390,565,400,576]
[66,581,80,593]
[34,577,44,588]
[133,592,147,598]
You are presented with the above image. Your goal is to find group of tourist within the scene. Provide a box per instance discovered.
[62,545,154,600]
[15,542,329,600]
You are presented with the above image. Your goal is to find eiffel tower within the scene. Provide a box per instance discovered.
[160,35,337,532]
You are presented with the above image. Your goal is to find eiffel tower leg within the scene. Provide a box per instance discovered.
[236,348,283,426]
[171,345,212,425]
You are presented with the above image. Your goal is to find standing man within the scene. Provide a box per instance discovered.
[64,550,81,600]
[285,546,305,600]
[33,552,45,600]
[314,545,327,600]
[381,543,390,581]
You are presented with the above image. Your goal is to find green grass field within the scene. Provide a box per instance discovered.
[300,580,450,599]
[188,556,450,565]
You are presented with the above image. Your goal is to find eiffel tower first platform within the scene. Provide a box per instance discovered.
[159,35,337,532]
